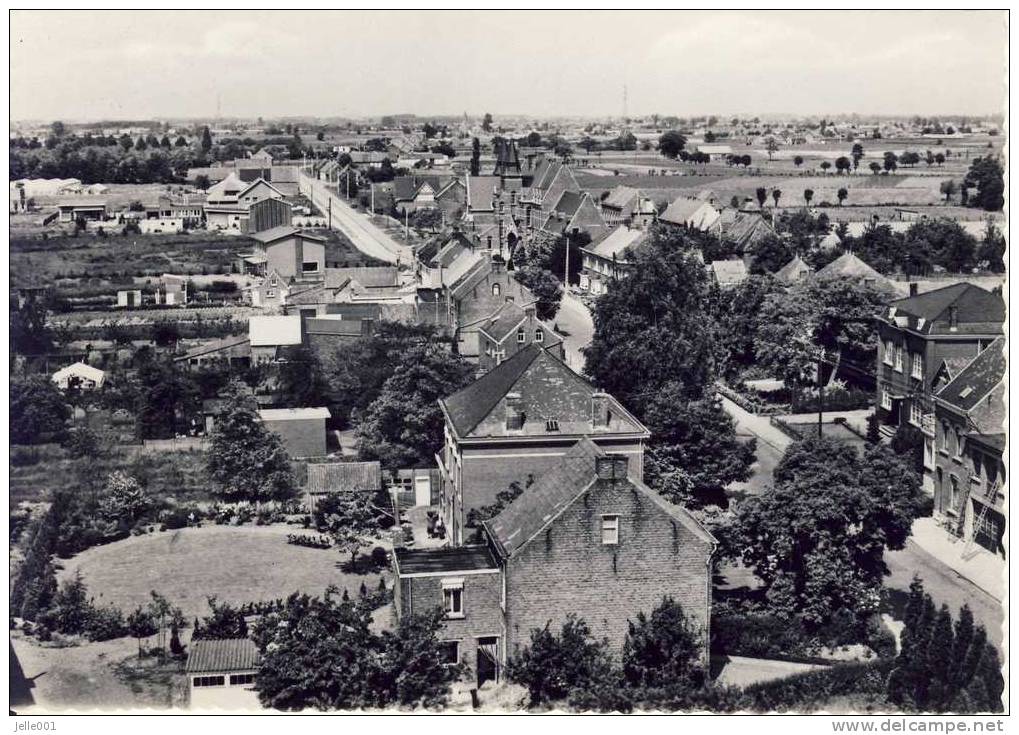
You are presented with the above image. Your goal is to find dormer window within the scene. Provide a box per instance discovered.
[516,328,525,343]
[492,283,501,296]
[535,329,544,343]
[545,418,560,432]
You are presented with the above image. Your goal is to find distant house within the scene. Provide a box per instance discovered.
[303,315,376,351]
[695,144,733,160]
[720,210,776,252]
[392,174,448,214]
[538,190,610,241]
[158,274,188,305]
[774,254,814,285]
[52,362,105,391]
[599,186,641,225]
[660,196,720,232]
[580,225,648,295]
[447,257,536,361]
[395,439,715,688]
[929,337,1005,559]
[206,175,285,231]
[186,638,260,710]
[175,335,251,369]
[116,289,143,308]
[259,407,331,458]
[709,259,748,288]
[57,198,108,223]
[240,226,327,280]
[246,197,293,234]
[476,301,564,373]
[139,218,184,235]
[437,344,650,545]
[815,252,894,292]
[249,315,303,364]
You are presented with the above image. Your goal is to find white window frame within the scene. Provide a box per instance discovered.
[601,514,619,545]
[911,352,924,380]
[266,289,276,298]
[535,329,544,343]
[894,345,904,373]
[442,579,465,619]
[439,640,461,666]
[516,328,525,344]
[882,340,894,367]
[909,400,923,427]
[881,390,893,411]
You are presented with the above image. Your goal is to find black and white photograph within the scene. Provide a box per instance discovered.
[7,8,1008,721]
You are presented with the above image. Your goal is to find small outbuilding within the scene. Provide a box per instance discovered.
[52,362,106,391]
[186,638,261,710]
[259,406,331,458]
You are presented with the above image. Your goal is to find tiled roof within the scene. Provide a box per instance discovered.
[251,225,326,245]
[602,185,640,211]
[936,337,1005,413]
[185,638,260,674]
[485,439,716,559]
[478,301,528,342]
[466,175,500,211]
[815,252,892,290]
[584,225,646,260]
[774,254,814,284]
[326,266,399,289]
[304,317,368,336]
[485,438,604,556]
[439,344,647,439]
[660,197,708,226]
[551,190,584,217]
[394,546,499,575]
[888,283,1005,335]
[307,461,381,494]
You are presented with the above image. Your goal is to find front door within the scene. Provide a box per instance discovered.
[414,474,431,507]
[476,636,500,688]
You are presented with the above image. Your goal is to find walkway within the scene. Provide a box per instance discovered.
[717,394,792,454]
[298,170,413,266]
[908,517,1005,601]
[555,290,595,373]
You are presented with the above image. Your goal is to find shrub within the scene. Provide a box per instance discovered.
[370,546,389,569]
[87,605,128,641]
[10,446,42,467]
[741,658,895,712]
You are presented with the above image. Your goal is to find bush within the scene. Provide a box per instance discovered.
[87,605,128,641]
[10,446,42,467]
[741,658,895,712]
[790,385,872,413]
[370,546,389,569]
[159,505,203,531]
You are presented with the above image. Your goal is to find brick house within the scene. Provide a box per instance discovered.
[395,440,715,687]
[436,344,650,545]
[241,226,327,280]
[476,301,564,374]
[876,283,1005,487]
[580,225,648,295]
[446,257,536,361]
[929,337,1005,559]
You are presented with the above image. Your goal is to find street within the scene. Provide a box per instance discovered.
[299,170,414,266]
[554,290,595,373]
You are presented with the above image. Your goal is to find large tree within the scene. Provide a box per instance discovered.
[709,275,784,379]
[584,226,717,411]
[643,385,755,508]
[11,375,70,444]
[658,130,687,159]
[206,382,297,502]
[725,437,923,625]
[355,342,473,468]
[513,266,563,321]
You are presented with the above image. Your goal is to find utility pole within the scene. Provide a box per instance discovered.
[405,208,409,240]
[817,350,824,437]
[564,232,570,288]
[371,185,375,215]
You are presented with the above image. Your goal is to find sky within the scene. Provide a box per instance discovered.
[9,10,1008,122]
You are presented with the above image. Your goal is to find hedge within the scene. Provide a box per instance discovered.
[741,658,896,712]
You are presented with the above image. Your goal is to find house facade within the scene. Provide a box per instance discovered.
[876,284,1005,465]
[242,226,327,280]
[395,440,715,688]
[476,301,564,374]
[580,225,648,295]
[928,337,1005,559]
[436,345,650,545]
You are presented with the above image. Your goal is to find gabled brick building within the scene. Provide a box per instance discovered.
[436,344,649,545]
[395,440,715,687]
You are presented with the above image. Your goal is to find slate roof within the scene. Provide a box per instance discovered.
[466,175,501,211]
[478,300,528,342]
[585,225,646,260]
[887,283,1005,335]
[186,638,260,674]
[393,174,444,202]
[307,461,382,494]
[325,266,399,288]
[304,317,368,337]
[394,546,499,575]
[661,197,716,228]
[439,344,647,439]
[251,225,326,245]
[484,438,716,559]
[936,338,1005,412]
[722,211,776,249]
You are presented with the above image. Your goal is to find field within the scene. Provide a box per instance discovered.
[57,524,388,620]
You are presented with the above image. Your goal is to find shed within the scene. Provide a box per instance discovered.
[186,638,260,710]
[258,407,331,458]
[52,362,105,391]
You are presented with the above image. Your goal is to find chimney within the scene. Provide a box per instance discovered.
[591,392,611,428]
[524,303,536,319]
[595,454,629,481]
[505,392,524,430]
[948,305,959,329]
[909,282,919,296]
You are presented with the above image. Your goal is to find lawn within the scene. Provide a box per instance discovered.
[57,524,387,620]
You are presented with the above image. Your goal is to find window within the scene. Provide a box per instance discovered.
[601,515,619,545]
[229,673,255,686]
[883,340,894,366]
[924,438,935,470]
[442,579,464,618]
[894,345,903,372]
[911,352,924,380]
[881,390,893,411]
[535,329,544,343]
[439,641,460,665]
[545,418,560,432]
[516,328,525,343]
[909,400,923,427]
[266,289,276,298]
[193,675,225,688]
[302,261,319,273]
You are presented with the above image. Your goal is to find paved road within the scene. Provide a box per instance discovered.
[299,171,413,266]
[718,394,793,454]
[554,290,595,373]
[885,540,1004,648]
